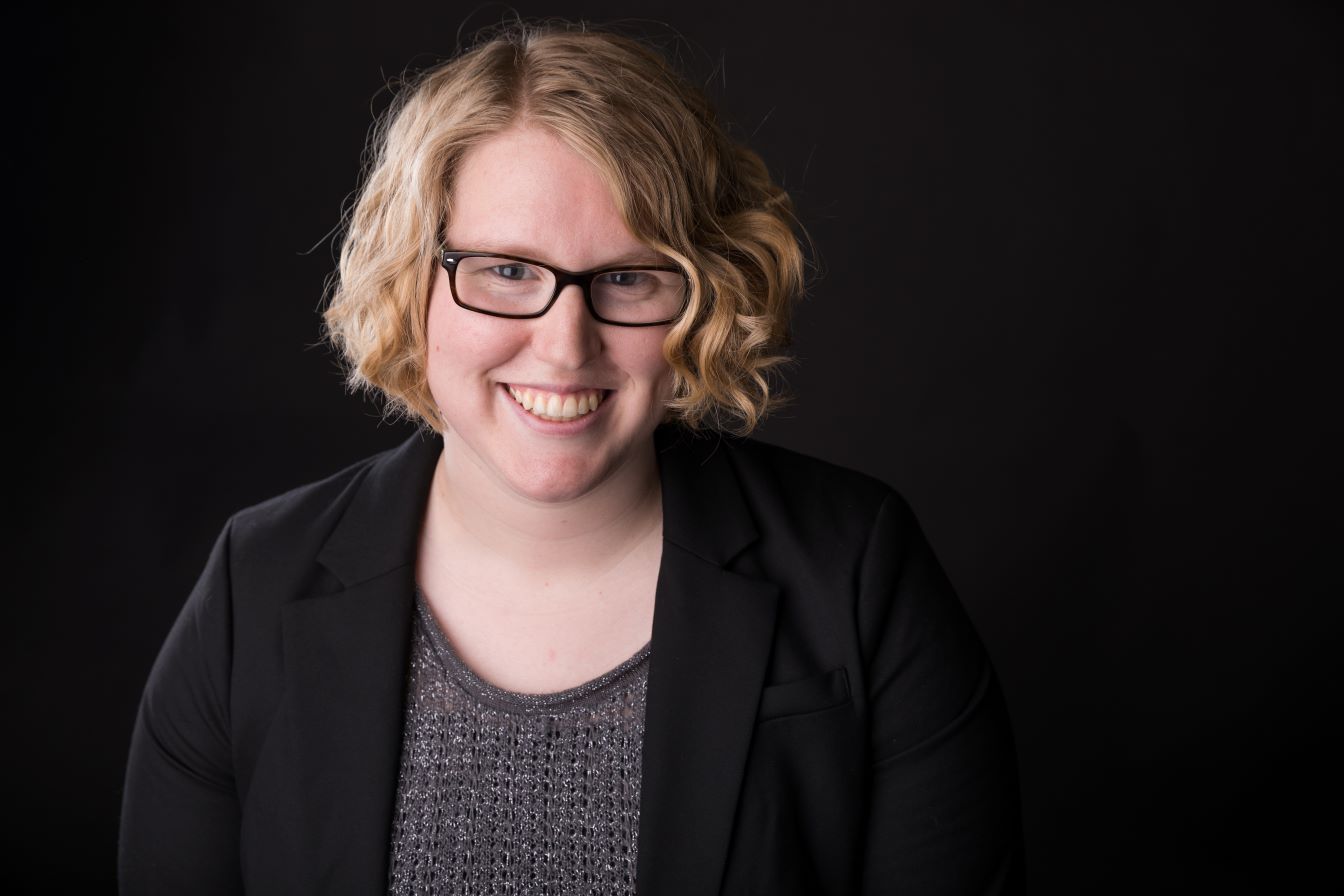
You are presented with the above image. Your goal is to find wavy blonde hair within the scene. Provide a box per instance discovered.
[324,24,805,434]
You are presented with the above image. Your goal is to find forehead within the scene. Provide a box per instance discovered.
[446,125,658,269]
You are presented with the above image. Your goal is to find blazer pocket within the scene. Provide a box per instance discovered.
[756,667,851,722]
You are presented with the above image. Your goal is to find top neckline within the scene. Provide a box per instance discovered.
[412,586,651,713]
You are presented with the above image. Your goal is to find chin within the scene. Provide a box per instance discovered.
[504,454,611,504]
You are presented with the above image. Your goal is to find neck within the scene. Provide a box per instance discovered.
[424,431,663,582]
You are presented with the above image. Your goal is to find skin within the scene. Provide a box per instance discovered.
[414,124,673,693]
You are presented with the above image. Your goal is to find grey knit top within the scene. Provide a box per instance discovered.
[386,589,650,895]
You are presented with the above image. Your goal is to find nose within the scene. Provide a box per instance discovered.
[530,284,602,370]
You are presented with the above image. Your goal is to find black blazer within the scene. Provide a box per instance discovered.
[120,427,1024,894]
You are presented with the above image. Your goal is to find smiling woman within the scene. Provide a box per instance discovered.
[425,125,678,509]
[120,21,1025,896]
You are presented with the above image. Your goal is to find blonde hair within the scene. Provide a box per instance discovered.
[324,24,805,434]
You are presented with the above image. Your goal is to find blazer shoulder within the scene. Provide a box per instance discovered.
[220,432,441,597]
[227,447,387,547]
[653,430,920,569]
[726,435,890,490]
[721,435,904,524]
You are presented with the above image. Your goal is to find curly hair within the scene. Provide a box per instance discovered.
[323,23,805,434]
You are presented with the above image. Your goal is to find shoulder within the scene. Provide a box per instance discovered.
[222,432,441,588]
[721,435,894,507]
[657,426,917,574]
[700,430,910,535]
[229,432,439,541]
[227,447,386,553]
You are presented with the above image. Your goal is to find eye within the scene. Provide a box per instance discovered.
[600,271,653,289]
[489,263,535,281]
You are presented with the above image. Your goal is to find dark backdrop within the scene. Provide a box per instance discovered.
[12,0,1341,890]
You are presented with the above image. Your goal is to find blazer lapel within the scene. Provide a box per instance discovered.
[271,432,441,892]
[637,428,779,895]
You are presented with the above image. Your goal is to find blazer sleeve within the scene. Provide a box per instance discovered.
[857,492,1026,894]
[119,518,245,895]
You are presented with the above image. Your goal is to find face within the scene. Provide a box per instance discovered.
[426,125,677,504]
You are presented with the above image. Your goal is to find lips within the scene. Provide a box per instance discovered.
[506,385,606,421]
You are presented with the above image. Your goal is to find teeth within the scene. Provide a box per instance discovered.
[507,386,605,421]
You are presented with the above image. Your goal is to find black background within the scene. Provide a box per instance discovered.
[12,0,1341,890]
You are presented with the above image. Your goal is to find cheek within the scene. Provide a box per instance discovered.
[423,302,460,387]
[426,295,517,379]
[652,361,676,401]
[619,332,675,391]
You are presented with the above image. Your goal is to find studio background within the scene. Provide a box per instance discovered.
[12,0,1340,890]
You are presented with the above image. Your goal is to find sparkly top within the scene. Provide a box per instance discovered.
[387,589,650,895]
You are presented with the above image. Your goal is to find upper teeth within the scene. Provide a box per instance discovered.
[507,386,604,420]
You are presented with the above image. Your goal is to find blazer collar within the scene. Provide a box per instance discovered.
[315,430,442,587]
[653,425,759,565]
[285,427,774,894]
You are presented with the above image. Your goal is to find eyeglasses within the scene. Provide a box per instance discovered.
[439,249,690,327]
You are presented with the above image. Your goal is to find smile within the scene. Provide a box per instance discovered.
[506,385,606,421]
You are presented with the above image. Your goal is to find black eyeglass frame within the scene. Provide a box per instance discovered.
[438,249,690,327]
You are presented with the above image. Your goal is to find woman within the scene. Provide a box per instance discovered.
[120,24,1024,895]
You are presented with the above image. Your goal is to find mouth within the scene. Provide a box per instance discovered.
[506,385,607,422]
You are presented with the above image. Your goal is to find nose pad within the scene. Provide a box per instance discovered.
[532,284,601,369]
